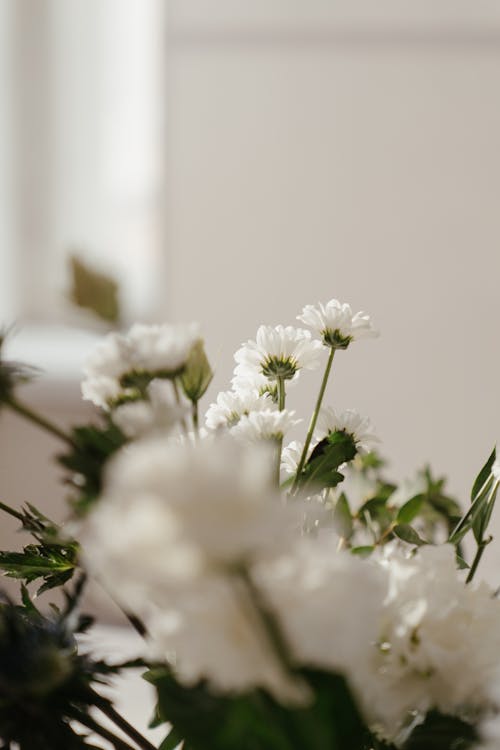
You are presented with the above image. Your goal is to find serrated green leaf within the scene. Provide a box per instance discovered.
[396,495,425,525]
[393,524,427,546]
[181,340,213,403]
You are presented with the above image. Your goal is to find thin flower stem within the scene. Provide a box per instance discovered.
[291,348,335,494]
[171,379,189,436]
[71,708,137,750]
[192,400,200,437]
[6,397,75,447]
[466,543,488,584]
[236,566,296,678]
[93,697,157,750]
[276,376,286,486]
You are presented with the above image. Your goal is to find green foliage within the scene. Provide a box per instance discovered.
[57,420,127,514]
[69,254,120,324]
[0,502,78,594]
[146,667,368,750]
[449,448,497,547]
[0,580,121,750]
[181,340,213,403]
[298,431,357,493]
[0,330,38,405]
[401,711,477,750]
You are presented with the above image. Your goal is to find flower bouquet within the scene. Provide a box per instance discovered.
[1,299,500,750]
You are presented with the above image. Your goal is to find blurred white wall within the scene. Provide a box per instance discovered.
[2,0,500,584]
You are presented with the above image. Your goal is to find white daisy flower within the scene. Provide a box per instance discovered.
[112,380,188,439]
[205,389,274,431]
[298,298,377,349]
[231,409,301,443]
[234,325,322,382]
[82,322,200,408]
[316,407,379,453]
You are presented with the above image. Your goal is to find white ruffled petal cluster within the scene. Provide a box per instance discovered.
[316,407,379,453]
[231,409,301,443]
[234,325,322,382]
[112,380,187,439]
[205,389,274,431]
[298,298,377,349]
[82,322,200,408]
[353,545,500,735]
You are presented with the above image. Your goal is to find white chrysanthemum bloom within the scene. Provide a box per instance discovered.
[81,437,301,604]
[281,441,304,479]
[205,389,274,431]
[145,577,306,703]
[234,325,322,382]
[298,298,378,349]
[332,462,380,514]
[353,545,500,734]
[256,535,387,680]
[231,409,301,443]
[82,322,200,408]
[316,407,379,453]
[112,380,188,439]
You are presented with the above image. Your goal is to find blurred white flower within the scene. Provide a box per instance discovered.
[257,536,387,680]
[298,298,377,349]
[281,441,304,479]
[333,462,380,514]
[234,325,322,382]
[82,322,200,408]
[205,389,274,431]
[112,380,187,439]
[81,437,300,603]
[354,545,500,734]
[316,407,379,453]
[231,409,301,443]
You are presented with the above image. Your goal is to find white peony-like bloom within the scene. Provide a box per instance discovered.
[231,409,301,443]
[316,407,379,453]
[81,437,300,603]
[353,545,500,734]
[205,389,274,431]
[297,298,378,349]
[234,325,322,382]
[82,322,200,408]
[256,535,387,680]
[112,380,187,439]
[145,577,305,703]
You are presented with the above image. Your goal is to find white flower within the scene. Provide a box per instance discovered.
[112,380,187,438]
[82,322,200,408]
[316,407,379,453]
[145,577,305,703]
[281,441,304,479]
[205,389,274,430]
[298,298,377,349]
[333,461,380,514]
[353,545,500,734]
[231,409,301,443]
[81,437,300,601]
[256,535,387,681]
[234,325,322,382]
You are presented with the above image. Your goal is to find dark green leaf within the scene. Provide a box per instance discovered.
[298,431,357,493]
[402,710,477,750]
[471,447,496,502]
[393,524,427,547]
[159,727,185,750]
[397,495,425,525]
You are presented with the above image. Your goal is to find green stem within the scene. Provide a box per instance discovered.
[466,543,488,584]
[291,348,335,494]
[192,400,199,437]
[6,397,75,447]
[236,566,296,678]
[94,698,157,750]
[171,379,189,436]
[71,708,137,750]
[276,376,286,486]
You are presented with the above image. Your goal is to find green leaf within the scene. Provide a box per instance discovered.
[471,447,496,502]
[393,524,427,547]
[69,254,120,323]
[402,710,477,749]
[396,495,425,525]
[159,727,185,750]
[350,546,375,558]
[299,431,357,493]
[332,494,353,540]
[181,340,214,403]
